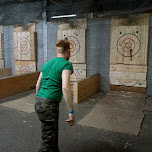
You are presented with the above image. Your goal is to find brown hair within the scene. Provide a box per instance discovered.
[56,38,70,53]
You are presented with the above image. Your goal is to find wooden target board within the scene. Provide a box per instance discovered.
[110,64,147,87]
[71,64,86,81]
[15,61,36,75]
[58,29,86,63]
[14,32,36,61]
[110,25,149,88]
[111,26,148,65]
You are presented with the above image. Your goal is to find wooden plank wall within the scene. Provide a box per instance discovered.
[15,60,36,75]
[14,23,37,75]
[110,85,146,94]
[111,14,150,29]
[73,74,100,104]
[14,32,36,61]
[110,14,149,92]
[110,65,147,87]
[110,26,149,65]
[0,72,39,99]
[14,23,36,33]
[58,19,87,82]
[61,29,86,63]
[71,64,86,81]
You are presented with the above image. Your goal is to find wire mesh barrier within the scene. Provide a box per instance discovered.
[0,2,152,151]
[0,0,151,79]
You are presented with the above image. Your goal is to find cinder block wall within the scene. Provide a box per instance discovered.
[87,19,111,92]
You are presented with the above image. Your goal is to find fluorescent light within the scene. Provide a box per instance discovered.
[51,14,76,19]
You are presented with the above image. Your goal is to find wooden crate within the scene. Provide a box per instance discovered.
[14,32,36,61]
[73,74,100,104]
[15,60,36,75]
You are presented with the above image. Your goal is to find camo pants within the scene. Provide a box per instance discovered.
[35,96,60,152]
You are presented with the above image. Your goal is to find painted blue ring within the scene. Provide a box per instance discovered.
[117,33,141,57]
[117,78,139,87]
[75,69,80,76]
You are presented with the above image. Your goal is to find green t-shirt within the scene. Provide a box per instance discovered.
[37,57,73,102]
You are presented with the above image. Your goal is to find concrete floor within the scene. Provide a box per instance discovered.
[0,90,152,152]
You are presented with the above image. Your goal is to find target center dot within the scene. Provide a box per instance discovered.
[125,42,132,49]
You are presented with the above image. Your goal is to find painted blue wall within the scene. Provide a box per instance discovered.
[36,23,44,71]
[47,23,58,61]
[3,26,15,76]
[36,22,58,71]
[87,19,111,92]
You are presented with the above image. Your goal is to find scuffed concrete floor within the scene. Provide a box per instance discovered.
[0,90,152,152]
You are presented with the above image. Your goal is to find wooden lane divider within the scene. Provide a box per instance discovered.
[0,72,40,99]
[73,74,100,104]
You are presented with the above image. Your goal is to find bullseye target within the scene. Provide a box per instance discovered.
[117,33,141,57]
[61,29,86,63]
[18,37,30,55]
[14,32,36,61]
[110,25,148,89]
[66,36,80,56]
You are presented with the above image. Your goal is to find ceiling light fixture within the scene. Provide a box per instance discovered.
[51,14,76,18]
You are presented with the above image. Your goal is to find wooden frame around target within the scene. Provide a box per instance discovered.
[14,32,36,61]
[110,26,149,65]
[110,25,149,88]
